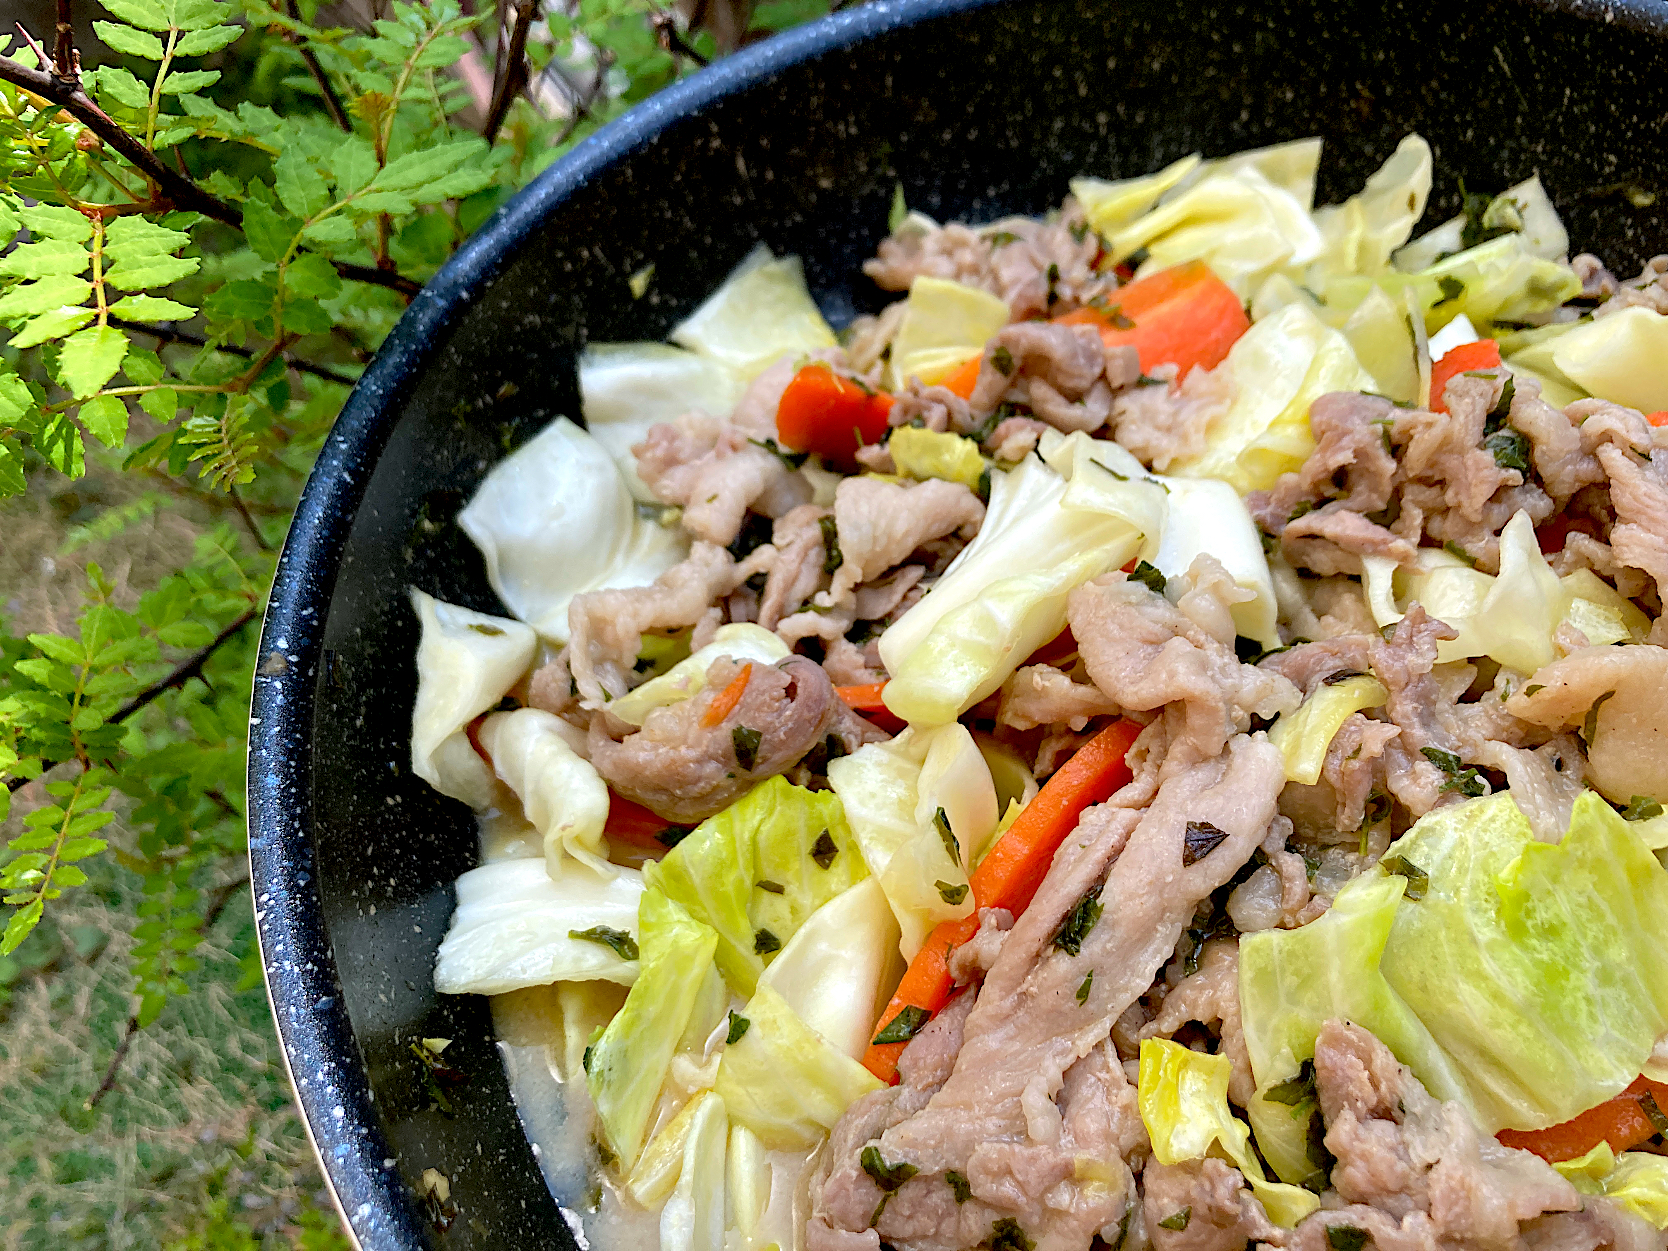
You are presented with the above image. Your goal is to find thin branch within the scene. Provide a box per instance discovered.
[227,485,272,552]
[110,607,257,726]
[651,11,711,68]
[333,259,421,298]
[52,0,77,84]
[284,0,352,134]
[481,0,534,145]
[108,317,360,387]
[86,874,249,1109]
[0,48,241,228]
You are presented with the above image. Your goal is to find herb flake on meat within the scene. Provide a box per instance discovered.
[656,824,694,849]
[732,725,763,770]
[1582,690,1615,748]
[1642,1091,1668,1134]
[945,1170,973,1203]
[1157,1208,1191,1231]
[861,1146,919,1228]
[1485,426,1531,473]
[988,1217,1035,1251]
[811,829,840,869]
[872,1005,931,1045]
[1326,1226,1369,1251]
[727,1011,750,1045]
[1129,561,1167,595]
[992,346,1016,376]
[1442,540,1477,567]
[1263,1058,1318,1106]
[1623,796,1665,822]
[747,437,810,470]
[568,926,640,960]
[1182,820,1229,866]
[1322,669,1370,685]
[1052,885,1104,956]
[819,513,843,575]
[1076,972,1093,1004]
[1420,745,1486,796]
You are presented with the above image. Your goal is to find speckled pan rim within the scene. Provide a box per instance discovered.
[246,0,1668,1244]
[247,0,1005,1246]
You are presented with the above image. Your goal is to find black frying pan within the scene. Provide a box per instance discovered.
[247,0,1668,1245]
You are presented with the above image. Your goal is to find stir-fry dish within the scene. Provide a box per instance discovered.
[409,133,1668,1251]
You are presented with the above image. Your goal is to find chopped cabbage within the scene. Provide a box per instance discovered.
[588,890,721,1169]
[558,980,628,1082]
[458,416,687,642]
[608,624,790,727]
[1379,791,1668,1131]
[1550,307,1668,414]
[643,776,867,996]
[1366,512,1569,673]
[629,1087,719,1207]
[1500,321,1589,407]
[888,425,987,492]
[433,857,645,995]
[1072,155,1203,236]
[1563,568,1652,645]
[714,981,882,1149]
[477,708,612,875]
[1416,234,1581,331]
[1311,135,1432,278]
[1340,284,1419,404]
[1044,430,1170,560]
[760,878,903,1060]
[669,244,836,378]
[879,449,1149,701]
[975,734,1039,827]
[1394,174,1570,271]
[1137,1038,1321,1228]
[1168,302,1375,493]
[1199,137,1323,206]
[883,549,1124,727]
[1555,1144,1668,1230]
[1151,475,1280,647]
[658,1087,728,1251]
[1239,872,1474,1133]
[1268,674,1389,786]
[578,342,747,500]
[727,1123,771,1242]
[884,275,1010,391]
[1108,165,1323,296]
[827,725,992,958]
[409,589,536,810]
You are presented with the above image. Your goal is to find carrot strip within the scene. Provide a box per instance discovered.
[836,682,889,711]
[775,364,894,469]
[861,718,1143,1082]
[1649,411,1668,428]
[604,794,682,853]
[700,663,752,727]
[1428,339,1502,414]
[940,355,983,400]
[1497,1076,1668,1163]
[1055,260,1248,377]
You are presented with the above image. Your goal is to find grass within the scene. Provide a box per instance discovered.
[0,469,350,1250]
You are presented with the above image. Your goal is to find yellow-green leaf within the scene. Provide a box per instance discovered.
[274,148,332,220]
[0,275,92,318]
[10,305,96,349]
[109,293,196,320]
[56,324,129,399]
[0,239,90,279]
[79,394,129,448]
[94,19,164,57]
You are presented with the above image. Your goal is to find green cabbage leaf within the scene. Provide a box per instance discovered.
[1555,1144,1668,1230]
[669,244,836,378]
[1549,307,1668,415]
[608,624,790,727]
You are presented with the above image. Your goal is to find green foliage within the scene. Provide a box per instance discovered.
[0,0,835,1116]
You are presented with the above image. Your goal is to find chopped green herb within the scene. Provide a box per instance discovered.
[1052,886,1104,956]
[1459,178,1519,251]
[1045,262,1061,305]
[935,880,969,905]
[1488,374,1517,423]
[1130,560,1167,595]
[988,1217,1035,1251]
[987,230,1021,248]
[1326,1224,1369,1251]
[968,407,1004,444]
[945,1170,973,1203]
[1485,426,1531,473]
[1299,284,1329,306]
[467,622,505,636]
[977,464,992,503]
[727,1011,751,1045]
[568,926,640,961]
[1442,540,1477,567]
[753,928,781,955]
[1381,854,1430,901]
[811,828,839,869]
[888,182,908,233]
[1264,1058,1318,1106]
[1109,1207,1133,1251]
[1182,820,1229,866]
[992,346,1016,376]
[1135,373,1167,387]
[1076,971,1093,1004]
[1583,690,1615,748]
[935,807,961,866]
[820,514,844,575]
[1434,275,1466,305]
[1419,745,1486,796]
[1623,796,1665,822]
[1322,669,1370,685]
[872,1005,931,1045]
[1289,499,1317,523]
[1641,1091,1668,1135]
[1157,1208,1192,1232]
[861,1146,918,1193]
[733,725,763,770]
[747,437,810,470]
[581,1044,593,1074]
[1069,220,1090,244]
[656,825,693,849]
[756,880,786,895]
[1524,684,1544,698]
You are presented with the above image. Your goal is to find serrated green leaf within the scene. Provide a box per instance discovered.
[174,23,239,54]
[88,65,150,109]
[18,205,93,242]
[274,148,332,220]
[27,633,85,664]
[10,305,96,349]
[0,197,20,243]
[34,410,84,477]
[99,0,169,31]
[103,254,199,290]
[56,325,129,399]
[152,126,197,150]
[0,275,93,318]
[1,900,43,954]
[106,215,190,254]
[121,349,163,385]
[170,0,232,30]
[300,216,358,250]
[138,387,178,421]
[345,191,415,216]
[372,139,483,192]
[241,198,298,264]
[53,865,87,888]
[201,168,242,199]
[160,69,220,94]
[282,252,342,300]
[0,372,36,423]
[281,299,332,335]
[94,19,164,57]
[79,394,128,448]
[0,439,24,496]
[109,293,196,320]
[330,138,377,195]
[203,277,277,324]
[0,239,89,279]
